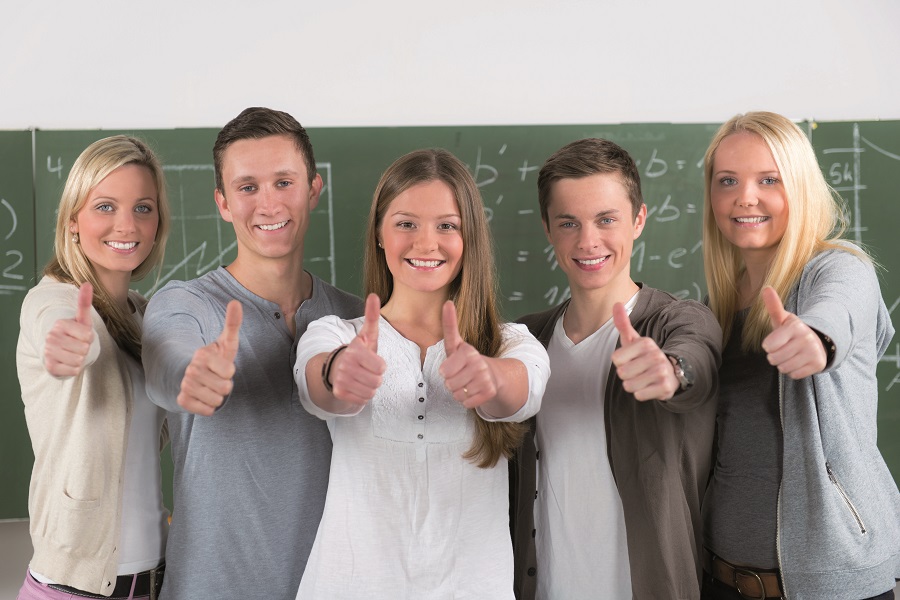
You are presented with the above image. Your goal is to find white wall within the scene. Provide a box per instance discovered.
[1,0,898,129]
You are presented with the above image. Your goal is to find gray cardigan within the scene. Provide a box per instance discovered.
[775,244,900,599]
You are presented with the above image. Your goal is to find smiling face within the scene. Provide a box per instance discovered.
[214,134,322,268]
[710,132,789,266]
[378,179,464,300]
[70,163,159,293]
[544,172,646,299]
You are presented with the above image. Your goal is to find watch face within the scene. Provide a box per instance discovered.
[673,355,694,389]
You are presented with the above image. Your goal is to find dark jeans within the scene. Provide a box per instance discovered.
[701,571,895,600]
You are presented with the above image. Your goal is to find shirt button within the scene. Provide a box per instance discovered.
[418,397,424,402]
[417,434,423,439]
[274,312,281,319]
[417,415,424,420]
[527,567,537,577]
[418,382,424,387]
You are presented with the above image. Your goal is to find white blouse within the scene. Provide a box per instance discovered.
[293,315,549,600]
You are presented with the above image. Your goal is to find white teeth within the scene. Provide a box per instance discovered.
[576,257,606,265]
[106,241,137,250]
[258,221,288,231]
[409,259,442,268]
[735,217,768,223]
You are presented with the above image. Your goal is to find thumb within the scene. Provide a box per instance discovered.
[217,300,243,361]
[74,282,93,326]
[612,302,640,345]
[359,293,381,352]
[442,300,463,356]
[762,286,789,329]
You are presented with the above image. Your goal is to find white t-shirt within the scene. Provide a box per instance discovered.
[294,316,550,600]
[534,294,637,600]
[117,317,168,575]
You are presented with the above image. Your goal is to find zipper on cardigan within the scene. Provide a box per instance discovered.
[826,462,867,534]
[775,373,788,600]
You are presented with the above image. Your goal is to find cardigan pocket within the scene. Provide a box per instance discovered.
[49,492,105,553]
[826,462,867,534]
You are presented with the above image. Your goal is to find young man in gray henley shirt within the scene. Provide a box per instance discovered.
[142,107,363,599]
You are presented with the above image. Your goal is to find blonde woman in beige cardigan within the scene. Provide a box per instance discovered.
[16,136,171,600]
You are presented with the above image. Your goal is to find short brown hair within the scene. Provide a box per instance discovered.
[537,138,643,222]
[213,107,317,192]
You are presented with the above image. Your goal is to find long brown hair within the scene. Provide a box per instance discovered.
[364,148,525,468]
[44,135,170,360]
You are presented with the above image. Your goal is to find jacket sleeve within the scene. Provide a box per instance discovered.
[793,248,894,372]
[652,299,723,414]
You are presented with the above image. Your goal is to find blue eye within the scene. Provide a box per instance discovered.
[276,180,292,188]
[239,185,256,193]
[96,203,114,212]
[719,177,737,186]
[135,205,153,214]
[761,177,779,185]
[559,222,576,229]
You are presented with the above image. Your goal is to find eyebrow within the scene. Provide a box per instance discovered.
[390,211,460,219]
[230,169,302,186]
[553,209,620,220]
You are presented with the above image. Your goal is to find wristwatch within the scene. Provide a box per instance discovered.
[667,354,694,391]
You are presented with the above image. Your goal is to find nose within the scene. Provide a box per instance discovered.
[115,209,137,233]
[412,227,438,252]
[576,225,599,250]
[737,182,759,208]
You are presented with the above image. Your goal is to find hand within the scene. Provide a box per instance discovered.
[327,293,386,405]
[440,300,498,409]
[761,286,827,379]
[177,300,243,416]
[43,282,95,378]
[611,302,679,401]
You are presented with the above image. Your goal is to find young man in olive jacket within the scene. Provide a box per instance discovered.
[511,138,722,600]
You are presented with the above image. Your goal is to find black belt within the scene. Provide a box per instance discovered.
[46,563,164,599]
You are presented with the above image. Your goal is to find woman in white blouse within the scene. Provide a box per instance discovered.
[293,148,550,599]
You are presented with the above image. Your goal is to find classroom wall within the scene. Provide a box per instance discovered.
[1,0,899,129]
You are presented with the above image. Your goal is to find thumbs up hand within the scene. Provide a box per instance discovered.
[760,286,827,379]
[439,300,498,409]
[611,302,680,401]
[44,282,96,378]
[326,293,386,405]
[177,300,243,415]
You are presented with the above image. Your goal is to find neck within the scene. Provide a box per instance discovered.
[225,253,311,315]
[564,278,639,344]
[739,250,774,307]
[380,288,448,342]
[97,271,132,311]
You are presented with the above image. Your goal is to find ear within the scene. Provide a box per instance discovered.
[214,188,234,223]
[308,174,323,211]
[632,203,647,240]
[69,218,78,234]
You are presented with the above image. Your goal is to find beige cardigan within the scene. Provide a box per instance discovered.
[17,277,146,596]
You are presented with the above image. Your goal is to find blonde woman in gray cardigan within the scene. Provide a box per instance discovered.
[16,136,171,600]
[701,112,899,600]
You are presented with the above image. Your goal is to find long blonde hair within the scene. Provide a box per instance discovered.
[702,112,862,349]
[364,149,524,468]
[44,135,170,360]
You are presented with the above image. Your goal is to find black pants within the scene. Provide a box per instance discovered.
[701,571,895,600]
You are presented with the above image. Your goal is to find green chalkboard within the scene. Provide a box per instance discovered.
[0,130,36,520]
[1,122,898,519]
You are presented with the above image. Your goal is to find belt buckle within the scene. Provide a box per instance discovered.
[149,566,163,600]
[733,567,766,600]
